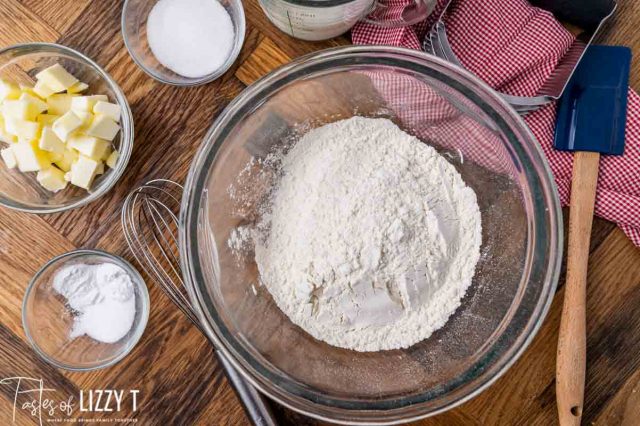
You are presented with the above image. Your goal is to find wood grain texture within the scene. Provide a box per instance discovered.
[236,37,292,85]
[0,0,58,45]
[0,0,638,425]
[18,0,91,34]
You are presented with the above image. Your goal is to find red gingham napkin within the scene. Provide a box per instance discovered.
[352,0,640,247]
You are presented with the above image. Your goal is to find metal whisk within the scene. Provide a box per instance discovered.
[121,179,276,426]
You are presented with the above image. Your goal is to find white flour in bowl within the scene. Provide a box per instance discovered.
[234,117,482,352]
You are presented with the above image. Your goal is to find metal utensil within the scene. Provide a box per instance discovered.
[554,45,631,426]
[121,179,277,426]
[424,0,617,115]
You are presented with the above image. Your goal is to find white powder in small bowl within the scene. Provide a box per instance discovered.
[146,0,235,78]
[53,262,136,344]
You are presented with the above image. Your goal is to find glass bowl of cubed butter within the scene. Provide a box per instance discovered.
[0,43,133,213]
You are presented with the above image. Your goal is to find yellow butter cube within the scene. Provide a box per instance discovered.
[93,101,121,122]
[64,171,72,182]
[0,114,18,144]
[46,94,74,115]
[36,114,59,125]
[35,64,78,93]
[95,161,105,175]
[70,155,99,189]
[67,81,89,94]
[19,84,38,97]
[1,147,17,168]
[19,93,48,113]
[53,148,78,172]
[3,100,39,121]
[105,149,119,169]
[73,110,93,131]
[48,151,63,163]
[0,131,16,144]
[52,111,82,142]
[0,116,15,144]
[0,80,20,101]
[86,114,120,141]
[101,144,112,161]
[4,117,40,140]
[37,167,67,192]
[71,95,108,112]
[33,80,56,99]
[39,126,65,154]
[67,134,110,159]
[12,140,50,172]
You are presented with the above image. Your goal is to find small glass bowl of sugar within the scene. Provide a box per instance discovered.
[23,249,150,371]
[121,0,246,86]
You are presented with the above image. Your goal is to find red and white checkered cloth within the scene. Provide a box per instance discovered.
[353,0,640,246]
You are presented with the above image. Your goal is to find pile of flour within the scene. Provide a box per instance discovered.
[242,117,482,352]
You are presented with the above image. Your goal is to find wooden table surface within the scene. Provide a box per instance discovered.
[1,0,639,425]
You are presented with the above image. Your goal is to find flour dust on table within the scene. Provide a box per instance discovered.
[229,117,482,352]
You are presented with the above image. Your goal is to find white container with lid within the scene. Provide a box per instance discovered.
[259,0,436,41]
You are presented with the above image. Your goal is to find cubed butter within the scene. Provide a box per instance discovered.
[4,117,40,140]
[0,130,16,144]
[48,151,63,163]
[93,101,121,122]
[37,167,67,192]
[0,117,15,144]
[36,114,59,125]
[95,161,105,175]
[46,94,74,115]
[35,64,78,92]
[86,114,120,141]
[53,148,78,172]
[1,147,17,168]
[67,134,110,159]
[33,80,56,99]
[64,171,71,182]
[73,110,93,130]
[100,145,112,161]
[3,100,39,121]
[39,126,65,154]
[0,80,20,101]
[105,149,119,169]
[12,139,50,172]
[71,95,108,112]
[70,155,99,189]
[67,81,88,94]
[19,93,48,113]
[52,111,82,142]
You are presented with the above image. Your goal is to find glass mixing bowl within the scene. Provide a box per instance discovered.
[0,43,133,213]
[180,46,562,424]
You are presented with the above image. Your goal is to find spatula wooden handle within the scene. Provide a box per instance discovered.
[557,151,600,426]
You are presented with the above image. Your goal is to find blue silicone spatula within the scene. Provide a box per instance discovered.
[554,44,631,426]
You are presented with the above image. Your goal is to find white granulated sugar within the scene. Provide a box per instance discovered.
[146,0,234,78]
[248,117,482,351]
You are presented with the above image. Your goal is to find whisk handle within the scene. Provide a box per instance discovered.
[217,350,278,426]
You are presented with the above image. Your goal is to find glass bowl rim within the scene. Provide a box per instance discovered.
[22,248,150,372]
[179,45,563,424]
[0,42,134,214]
[121,0,247,87]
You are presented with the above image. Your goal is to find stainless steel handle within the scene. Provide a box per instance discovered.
[217,350,278,426]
